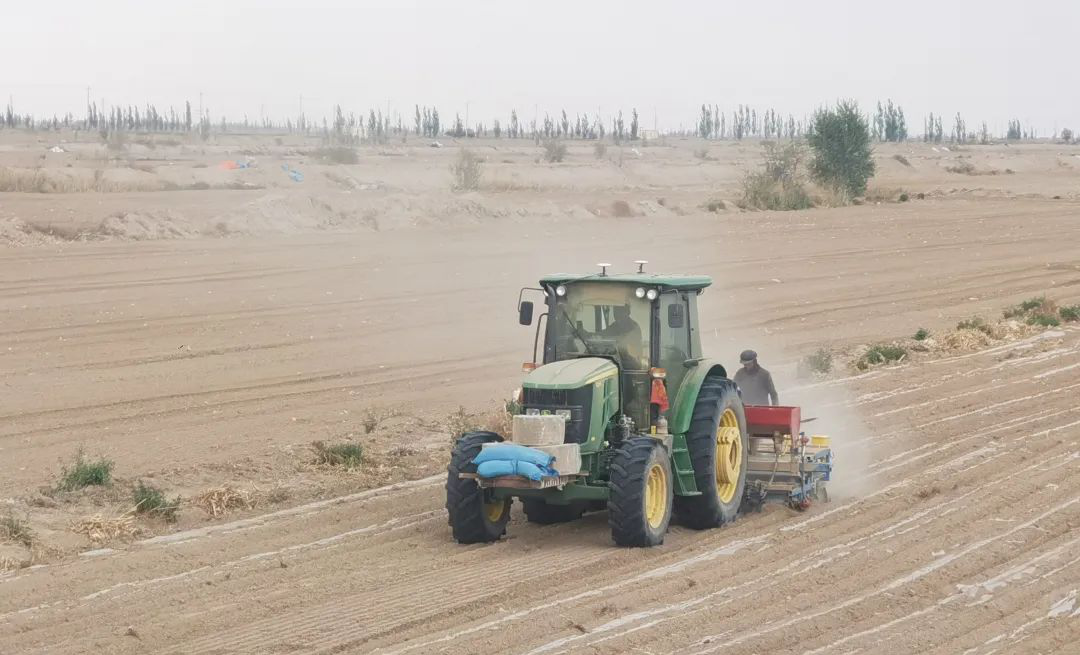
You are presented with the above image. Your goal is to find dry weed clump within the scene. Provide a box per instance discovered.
[1,514,35,548]
[945,160,976,175]
[479,399,519,436]
[71,513,138,543]
[194,487,255,518]
[864,186,907,203]
[938,328,995,352]
[542,139,567,163]
[444,406,479,443]
[915,485,941,500]
[361,407,401,434]
[450,148,483,191]
[800,348,834,376]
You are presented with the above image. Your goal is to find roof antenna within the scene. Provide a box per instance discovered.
[597,262,610,276]
[634,260,648,273]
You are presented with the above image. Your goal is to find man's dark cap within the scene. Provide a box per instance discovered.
[740,350,757,362]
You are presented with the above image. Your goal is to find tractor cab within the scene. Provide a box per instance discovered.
[518,267,714,436]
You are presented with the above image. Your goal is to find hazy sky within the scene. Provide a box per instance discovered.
[4,0,1077,135]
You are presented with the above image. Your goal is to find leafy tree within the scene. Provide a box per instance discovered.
[808,100,875,196]
[630,108,639,140]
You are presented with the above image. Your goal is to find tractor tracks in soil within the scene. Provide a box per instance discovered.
[3,331,1080,654]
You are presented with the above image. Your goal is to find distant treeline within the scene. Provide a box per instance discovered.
[0,96,1072,145]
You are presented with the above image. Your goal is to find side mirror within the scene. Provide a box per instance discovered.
[518,301,534,326]
[667,303,685,328]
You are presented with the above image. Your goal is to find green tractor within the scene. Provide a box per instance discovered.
[446,265,750,547]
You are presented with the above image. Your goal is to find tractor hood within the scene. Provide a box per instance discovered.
[523,357,618,390]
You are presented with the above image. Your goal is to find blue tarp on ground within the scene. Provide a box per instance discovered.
[474,444,558,481]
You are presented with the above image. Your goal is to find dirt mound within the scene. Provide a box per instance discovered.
[211,194,379,235]
[0,217,61,246]
[94,211,201,241]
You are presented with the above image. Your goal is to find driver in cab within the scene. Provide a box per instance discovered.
[597,305,643,368]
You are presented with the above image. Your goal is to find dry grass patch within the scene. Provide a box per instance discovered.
[194,486,255,518]
[72,512,138,544]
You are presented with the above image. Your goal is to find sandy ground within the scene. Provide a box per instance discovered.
[1,132,1079,653]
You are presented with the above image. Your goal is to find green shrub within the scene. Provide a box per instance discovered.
[1004,296,1049,318]
[857,344,907,370]
[1059,305,1080,322]
[132,481,181,522]
[808,100,875,196]
[913,328,930,341]
[59,451,114,491]
[312,441,364,469]
[1027,314,1060,328]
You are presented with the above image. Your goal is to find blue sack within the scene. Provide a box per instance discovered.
[473,444,558,480]
[473,444,554,468]
[477,460,552,481]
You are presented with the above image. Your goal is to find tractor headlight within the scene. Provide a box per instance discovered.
[646,288,659,300]
[555,409,572,421]
[635,287,646,299]
[555,285,567,297]
[526,408,540,416]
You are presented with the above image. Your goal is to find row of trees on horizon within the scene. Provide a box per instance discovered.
[0,96,1072,145]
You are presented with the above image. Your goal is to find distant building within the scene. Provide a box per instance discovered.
[639,129,660,141]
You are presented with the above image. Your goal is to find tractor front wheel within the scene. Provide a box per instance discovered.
[608,437,673,547]
[446,431,511,544]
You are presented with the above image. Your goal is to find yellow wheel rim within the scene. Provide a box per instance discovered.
[484,498,507,522]
[644,462,668,529]
[716,408,742,503]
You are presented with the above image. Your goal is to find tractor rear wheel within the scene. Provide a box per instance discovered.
[522,499,586,524]
[675,379,749,529]
[608,437,673,547]
[446,431,511,544]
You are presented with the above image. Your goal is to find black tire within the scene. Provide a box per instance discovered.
[675,378,749,529]
[608,437,673,547]
[446,431,511,544]
[522,499,586,524]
